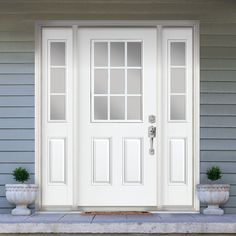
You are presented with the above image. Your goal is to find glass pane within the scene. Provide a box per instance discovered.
[170,42,185,66]
[110,42,125,66]
[171,68,186,93]
[170,95,186,120]
[127,42,141,67]
[110,69,125,94]
[94,96,108,120]
[94,69,108,94]
[127,96,142,120]
[50,95,66,120]
[110,96,125,120]
[127,69,142,94]
[50,42,65,66]
[94,42,108,67]
[50,68,66,93]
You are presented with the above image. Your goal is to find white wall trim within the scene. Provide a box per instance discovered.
[35,20,200,212]
[35,23,42,210]
[193,22,200,212]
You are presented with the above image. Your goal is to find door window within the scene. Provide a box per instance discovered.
[92,40,143,122]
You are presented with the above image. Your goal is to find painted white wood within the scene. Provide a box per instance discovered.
[92,138,111,184]
[49,138,65,183]
[161,27,193,207]
[169,138,186,183]
[193,23,200,212]
[123,138,142,184]
[77,28,157,207]
[35,21,199,212]
[42,28,73,206]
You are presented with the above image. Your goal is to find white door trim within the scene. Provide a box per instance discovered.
[35,20,200,212]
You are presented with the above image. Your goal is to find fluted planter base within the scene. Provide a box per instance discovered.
[11,205,31,216]
[203,204,224,215]
[5,184,38,216]
[197,184,230,215]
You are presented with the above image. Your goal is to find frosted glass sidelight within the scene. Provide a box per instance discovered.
[127,69,142,94]
[94,42,108,67]
[50,68,66,93]
[50,42,65,66]
[50,95,66,120]
[94,69,108,94]
[170,95,186,120]
[94,96,108,120]
[127,96,142,120]
[170,42,185,66]
[110,42,125,66]
[127,42,141,67]
[110,69,125,94]
[110,96,125,120]
[171,68,186,93]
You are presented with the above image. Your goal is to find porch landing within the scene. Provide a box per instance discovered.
[0,213,236,234]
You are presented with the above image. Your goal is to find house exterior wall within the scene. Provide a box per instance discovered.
[0,0,236,213]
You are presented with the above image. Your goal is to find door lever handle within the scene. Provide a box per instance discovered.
[148,125,156,155]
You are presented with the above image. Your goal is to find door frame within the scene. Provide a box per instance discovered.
[35,20,200,212]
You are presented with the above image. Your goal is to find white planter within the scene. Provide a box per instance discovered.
[5,184,38,216]
[197,184,230,215]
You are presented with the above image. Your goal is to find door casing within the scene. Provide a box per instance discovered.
[35,20,200,212]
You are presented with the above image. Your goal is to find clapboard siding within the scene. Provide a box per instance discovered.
[0,64,34,74]
[0,0,236,213]
[0,85,34,95]
[0,74,34,84]
[201,35,236,47]
[0,129,34,139]
[201,128,236,139]
[0,96,34,106]
[201,105,236,115]
[0,53,34,63]
[0,107,34,117]
[201,70,236,81]
[201,151,236,162]
[201,47,236,59]
[201,116,236,128]
[201,82,236,93]
[0,42,34,52]
[0,152,34,163]
[0,118,34,128]
[201,94,236,104]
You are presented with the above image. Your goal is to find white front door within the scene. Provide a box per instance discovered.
[77,28,157,207]
[41,25,197,211]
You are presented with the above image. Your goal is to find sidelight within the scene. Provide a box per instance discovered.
[169,41,187,121]
[49,41,67,121]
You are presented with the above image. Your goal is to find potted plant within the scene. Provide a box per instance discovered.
[5,167,38,216]
[197,166,230,215]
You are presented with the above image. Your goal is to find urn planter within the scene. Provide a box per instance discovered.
[5,184,38,216]
[197,184,230,215]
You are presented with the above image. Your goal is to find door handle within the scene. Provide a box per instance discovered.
[148,125,156,155]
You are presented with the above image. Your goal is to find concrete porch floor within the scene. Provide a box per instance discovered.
[0,213,236,234]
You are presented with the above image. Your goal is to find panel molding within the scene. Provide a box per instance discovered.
[123,137,143,185]
[168,137,187,185]
[92,137,111,185]
[48,137,66,185]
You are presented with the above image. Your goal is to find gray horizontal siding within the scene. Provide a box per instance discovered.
[0,118,34,128]
[198,5,236,214]
[201,116,236,127]
[0,0,236,213]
